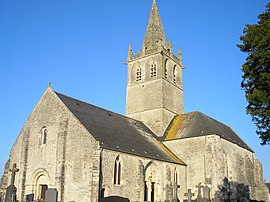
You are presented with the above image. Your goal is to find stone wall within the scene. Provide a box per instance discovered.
[101,149,186,202]
[1,88,100,202]
[164,135,269,202]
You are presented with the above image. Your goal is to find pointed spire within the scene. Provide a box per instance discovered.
[142,0,166,52]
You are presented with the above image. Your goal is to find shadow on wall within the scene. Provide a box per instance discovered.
[213,177,264,202]
[100,196,130,202]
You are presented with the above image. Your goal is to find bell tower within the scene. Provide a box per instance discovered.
[126,0,185,136]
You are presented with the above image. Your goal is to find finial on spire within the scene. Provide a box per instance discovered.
[48,82,51,88]
[128,44,132,51]
[178,48,183,66]
[128,44,133,61]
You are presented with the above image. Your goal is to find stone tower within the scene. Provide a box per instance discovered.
[126,0,185,136]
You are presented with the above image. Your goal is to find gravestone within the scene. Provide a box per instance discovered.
[5,163,19,202]
[26,194,34,202]
[202,185,210,201]
[45,188,58,202]
[184,189,195,202]
[196,182,203,202]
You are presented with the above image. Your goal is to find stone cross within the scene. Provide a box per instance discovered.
[196,182,203,199]
[184,189,195,202]
[5,163,19,202]
[9,163,19,186]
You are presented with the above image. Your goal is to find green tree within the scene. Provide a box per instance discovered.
[238,3,270,145]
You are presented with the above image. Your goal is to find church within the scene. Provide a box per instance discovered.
[0,1,269,202]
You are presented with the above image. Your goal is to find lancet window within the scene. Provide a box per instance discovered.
[41,127,47,145]
[173,168,179,199]
[114,156,121,185]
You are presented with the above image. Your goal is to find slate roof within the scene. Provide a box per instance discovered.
[164,111,253,152]
[55,92,185,165]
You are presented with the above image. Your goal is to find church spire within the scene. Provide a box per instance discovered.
[142,0,166,52]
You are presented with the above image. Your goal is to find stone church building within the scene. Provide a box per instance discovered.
[0,1,269,202]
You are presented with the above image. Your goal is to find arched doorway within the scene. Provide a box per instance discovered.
[144,161,158,202]
[32,169,50,201]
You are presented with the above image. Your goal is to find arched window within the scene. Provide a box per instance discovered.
[173,168,179,200]
[174,170,178,186]
[41,127,47,145]
[136,67,142,81]
[114,156,121,185]
[164,59,168,79]
[150,62,157,78]
[101,188,105,198]
[173,65,177,84]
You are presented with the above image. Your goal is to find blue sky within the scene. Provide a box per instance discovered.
[0,0,269,182]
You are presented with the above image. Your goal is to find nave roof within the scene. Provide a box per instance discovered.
[55,92,185,165]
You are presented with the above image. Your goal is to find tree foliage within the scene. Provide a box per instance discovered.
[238,3,270,145]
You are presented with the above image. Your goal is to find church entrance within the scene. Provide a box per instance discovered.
[144,162,158,202]
[32,170,50,201]
[40,184,48,200]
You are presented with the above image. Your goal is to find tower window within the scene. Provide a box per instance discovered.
[113,156,121,185]
[136,67,142,81]
[164,59,168,79]
[150,62,157,78]
[173,65,177,84]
